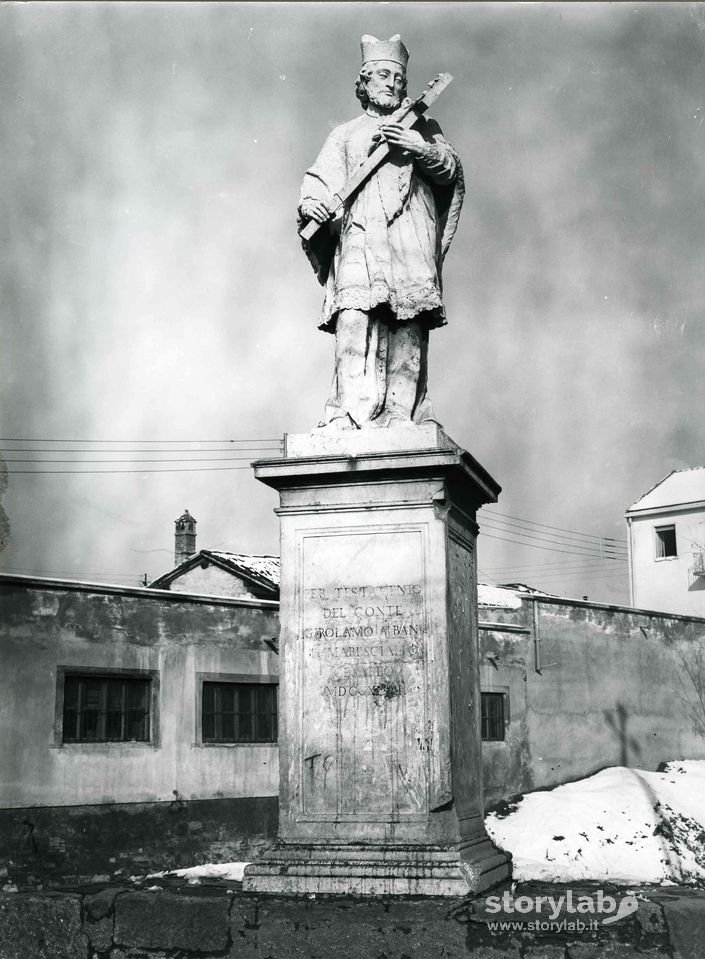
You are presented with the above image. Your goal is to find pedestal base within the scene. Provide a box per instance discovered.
[249,426,512,897]
[243,839,510,896]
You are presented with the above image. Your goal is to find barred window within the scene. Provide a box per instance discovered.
[202,682,277,744]
[481,691,507,742]
[63,675,151,743]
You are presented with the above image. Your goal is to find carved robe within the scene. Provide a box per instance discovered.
[299,110,463,428]
[300,112,464,332]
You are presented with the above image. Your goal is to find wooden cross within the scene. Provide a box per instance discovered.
[299,72,454,242]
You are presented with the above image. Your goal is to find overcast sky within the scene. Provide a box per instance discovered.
[2,1,705,604]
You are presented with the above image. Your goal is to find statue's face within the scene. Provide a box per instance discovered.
[364,60,405,110]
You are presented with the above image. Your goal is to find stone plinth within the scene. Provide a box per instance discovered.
[244,427,511,895]
[283,422,452,458]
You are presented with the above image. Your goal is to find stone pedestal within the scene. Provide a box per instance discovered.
[243,425,511,895]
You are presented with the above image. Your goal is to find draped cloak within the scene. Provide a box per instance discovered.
[299,112,464,333]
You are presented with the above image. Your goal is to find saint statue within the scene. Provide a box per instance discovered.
[299,34,464,431]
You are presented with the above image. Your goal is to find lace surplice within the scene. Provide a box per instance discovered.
[300,112,460,332]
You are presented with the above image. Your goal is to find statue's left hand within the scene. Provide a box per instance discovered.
[377,123,427,156]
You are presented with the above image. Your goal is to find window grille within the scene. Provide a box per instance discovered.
[62,675,151,743]
[202,682,278,744]
[481,691,506,742]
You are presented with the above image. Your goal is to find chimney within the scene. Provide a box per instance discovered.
[174,509,197,566]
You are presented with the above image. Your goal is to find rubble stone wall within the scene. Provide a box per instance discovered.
[0,884,681,959]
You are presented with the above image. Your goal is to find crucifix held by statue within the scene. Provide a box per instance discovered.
[298,34,464,432]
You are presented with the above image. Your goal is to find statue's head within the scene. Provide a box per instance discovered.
[356,34,409,111]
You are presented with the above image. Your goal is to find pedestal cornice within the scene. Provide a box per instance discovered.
[254,428,500,510]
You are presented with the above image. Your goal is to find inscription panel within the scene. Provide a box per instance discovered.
[299,528,429,821]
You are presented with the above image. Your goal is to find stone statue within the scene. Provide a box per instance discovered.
[299,35,464,431]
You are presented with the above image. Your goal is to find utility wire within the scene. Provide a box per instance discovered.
[5,456,276,466]
[484,553,627,568]
[0,567,141,580]
[478,568,499,584]
[483,558,627,573]
[523,566,627,581]
[481,517,627,555]
[6,466,258,474]
[0,562,140,574]
[0,445,625,540]
[499,568,628,586]
[0,437,282,444]
[487,567,626,583]
[480,522,626,560]
[0,446,281,454]
[490,559,627,578]
[481,516,626,550]
[482,508,627,546]
[481,531,627,560]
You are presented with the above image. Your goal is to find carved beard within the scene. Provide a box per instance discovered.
[367,88,403,112]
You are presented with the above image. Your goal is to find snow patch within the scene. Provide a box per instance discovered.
[485,761,705,884]
[147,862,251,882]
[478,583,522,609]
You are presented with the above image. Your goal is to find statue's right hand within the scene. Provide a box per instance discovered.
[300,199,331,224]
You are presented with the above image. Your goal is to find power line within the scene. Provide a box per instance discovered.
[487,567,627,584]
[483,558,627,573]
[0,566,141,580]
[0,437,282,444]
[481,518,628,554]
[0,446,281,454]
[0,562,139,574]
[523,566,627,582]
[6,466,258,474]
[480,521,626,560]
[498,562,627,577]
[481,517,627,556]
[483,507,628,543]
[482,508,627,546]
[483,555,628,572]
[498,570,625,591]
[5,456,276,466]
[480,531,627,560]
[478,568,499,584]
[485,553,627,567]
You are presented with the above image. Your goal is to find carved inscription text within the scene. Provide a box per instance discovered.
[299,530,429,819]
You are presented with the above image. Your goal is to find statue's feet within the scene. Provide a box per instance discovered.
[371,410,413,429]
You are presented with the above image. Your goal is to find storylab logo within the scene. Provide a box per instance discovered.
[472,889,640,934]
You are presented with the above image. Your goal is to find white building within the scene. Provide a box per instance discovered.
[626,467,705,615]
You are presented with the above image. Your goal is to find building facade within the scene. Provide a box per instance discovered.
[4,573,705,807]
[0,575,280,809]
[626,467,705,615]
[0,574,280,875]
[479,590,705,803]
